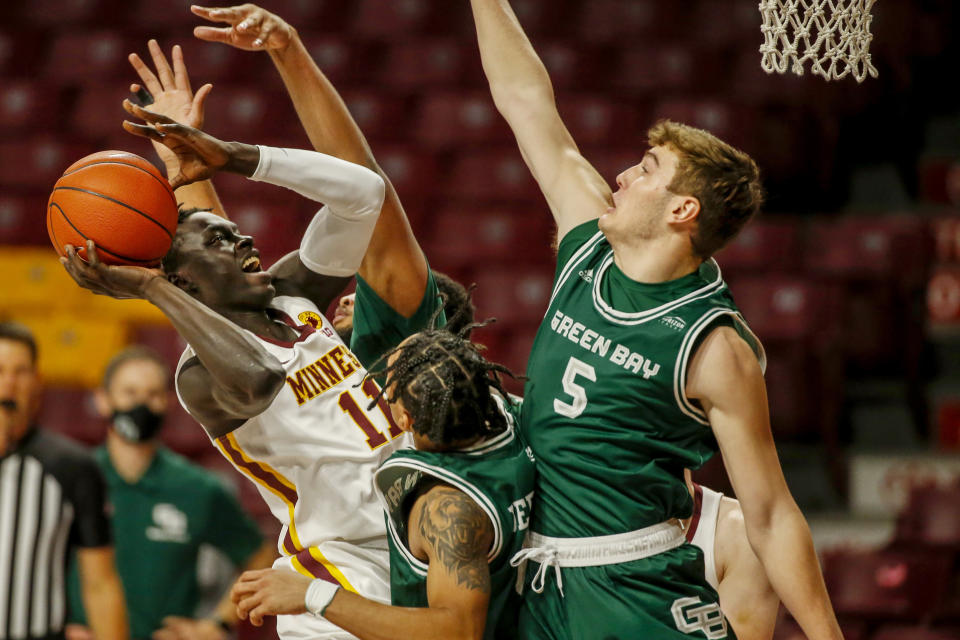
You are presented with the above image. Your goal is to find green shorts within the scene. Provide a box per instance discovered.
[518,544,735,640]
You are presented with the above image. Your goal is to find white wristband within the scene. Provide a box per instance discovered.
[305,579,340,618]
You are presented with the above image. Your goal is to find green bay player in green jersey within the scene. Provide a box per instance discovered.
[228,326,536,640]
[468,1,843,639]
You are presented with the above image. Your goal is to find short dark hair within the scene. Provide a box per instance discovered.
[161,205,209,274]
[0,322,38,365]
[366,324,517,447]
[433,271,475,336]
[648,119,765,259]
[101,346,169,391]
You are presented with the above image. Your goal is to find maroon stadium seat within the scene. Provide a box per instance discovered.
[0,81,61,135]
[557,96,639,147]
[38,387,104,446]
[130,325,186,371]
[44,32,133,80]
[341,90,412,142]
[70,86,130,138]
[576,0,675,43]
[300,34,382,88]
[203,86,297,141]
[21,0,123,26]
[822,548,952,620]
[535,41,606,91]
[726,276,843,346]
[175,40,264,84]
[715,218,804,275]
[0,138,96,188]
[805,216,930,284]
[351,0,447,39]
[159,402,210,459]
[0,193,53,246]
[773,617,869,640]
[872,626,960,640]
[445,149,541,204]
[375,145,441,202]
[381,39,475,89]
[896,482,960,548]
[414,92,514,147]
[471,266,553,327]
[0,30,46,77]
[615,46,717,93]
[427,207,553,269]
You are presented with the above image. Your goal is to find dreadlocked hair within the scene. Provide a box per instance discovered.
[365,319,520,447]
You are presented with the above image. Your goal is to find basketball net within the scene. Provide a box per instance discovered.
[759,0,879,82]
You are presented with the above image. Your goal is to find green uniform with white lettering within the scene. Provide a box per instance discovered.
[373,398,535,640]
[518,219,764,640]
[66,446,263,639]
[351,269,445,371]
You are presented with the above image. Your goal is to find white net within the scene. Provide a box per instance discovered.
[759,0,879,82]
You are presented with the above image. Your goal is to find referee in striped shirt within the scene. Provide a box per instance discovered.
[0,322,128,640]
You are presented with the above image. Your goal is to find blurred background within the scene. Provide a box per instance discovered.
[2,0,960,638]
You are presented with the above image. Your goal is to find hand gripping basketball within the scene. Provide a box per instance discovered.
[122,100,231,190]
[60,239,163,300]
[192,4,296,52]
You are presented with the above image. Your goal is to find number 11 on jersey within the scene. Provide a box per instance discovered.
[554,357,596,418]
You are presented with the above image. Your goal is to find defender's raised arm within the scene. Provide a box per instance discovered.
[469,0,612,239]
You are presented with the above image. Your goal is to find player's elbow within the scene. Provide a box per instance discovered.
[217,361,287,417]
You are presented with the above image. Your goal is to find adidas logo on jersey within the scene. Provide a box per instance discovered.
[578,269,594,283]
[660,316,686,331]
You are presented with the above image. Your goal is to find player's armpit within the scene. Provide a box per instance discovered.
[177,358,268,438]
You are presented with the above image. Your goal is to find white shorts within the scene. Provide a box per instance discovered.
[271,543,392,640]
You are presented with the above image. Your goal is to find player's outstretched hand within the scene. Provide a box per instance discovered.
[192,4,295,53]
[231,568,311,627]
[127,40,212,177]
[60,240,162,300]
[122,99,232,190]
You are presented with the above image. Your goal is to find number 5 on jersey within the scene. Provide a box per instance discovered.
[554,357,596,418]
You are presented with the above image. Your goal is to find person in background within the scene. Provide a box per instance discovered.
[0,321,129,640]
[64,346,275,640]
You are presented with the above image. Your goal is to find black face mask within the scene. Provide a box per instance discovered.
[111,404,165,443]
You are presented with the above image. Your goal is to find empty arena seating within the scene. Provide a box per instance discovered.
[0,137,96,188]
[871,627,960,640]
[380,39,476,90]
[823,548,952,620]
[715,218,804,275]
[44,31,134,80]
[445,149,542,203]
[0,193,50,246]
[414,92,514,147]
[0,81,62,135]
[427,206,553,269]
[895,482,960,548]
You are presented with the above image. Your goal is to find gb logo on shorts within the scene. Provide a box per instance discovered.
[671,596,728,639]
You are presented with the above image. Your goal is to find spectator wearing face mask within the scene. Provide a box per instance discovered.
[64,346,275,640]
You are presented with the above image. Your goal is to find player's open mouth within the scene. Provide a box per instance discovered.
[241,256,261,273]
[0,399,16,411]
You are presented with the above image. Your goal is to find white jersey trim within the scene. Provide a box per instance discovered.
[674,308,768,426]
[549,230,607,308]
[689,485,724,591]
[591,252,727,326]
[375,458,504,564]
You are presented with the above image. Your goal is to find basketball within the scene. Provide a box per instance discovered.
[47,150,178,266]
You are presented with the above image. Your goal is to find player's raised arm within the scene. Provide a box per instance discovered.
[230,485,492,640]
[127,39,227,218]
[468,0,612,239]
[192,4,429,317]
[686,327,843,640]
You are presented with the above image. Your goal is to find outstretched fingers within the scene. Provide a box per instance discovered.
[122,99,176,125]
[147,38,175,89]
[191,5,244,25]
[171,44,193,94]
[128,52,163,97]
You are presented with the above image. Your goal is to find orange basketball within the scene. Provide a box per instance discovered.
[47,150,178,266]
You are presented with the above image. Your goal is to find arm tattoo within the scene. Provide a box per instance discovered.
[418,487,493,593]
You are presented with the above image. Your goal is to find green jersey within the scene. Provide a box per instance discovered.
[373,398,535,640]
[522,219,764,538]
[67,447,263,639]
[351,269,445,371]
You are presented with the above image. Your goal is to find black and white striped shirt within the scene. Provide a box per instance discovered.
[0,427,111,640]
